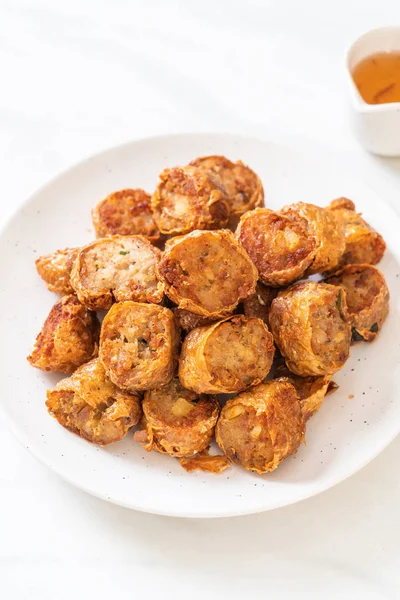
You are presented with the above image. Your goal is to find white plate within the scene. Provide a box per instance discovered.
[0,133,399,518]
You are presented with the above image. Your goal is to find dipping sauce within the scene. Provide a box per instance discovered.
[352,51,400,104]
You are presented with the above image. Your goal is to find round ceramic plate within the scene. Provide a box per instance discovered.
[0,133,399,518]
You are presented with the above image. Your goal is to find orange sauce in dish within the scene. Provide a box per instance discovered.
[352,52,400,104]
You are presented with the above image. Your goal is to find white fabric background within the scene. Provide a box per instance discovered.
[0,1,399,598]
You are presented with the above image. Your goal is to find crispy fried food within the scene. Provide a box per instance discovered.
[173,308,216,333]
[99,301,179,392]
[179,315,275,394]
[269,281,351,376]
[329,198,356,211]
[179,449,230,473]
[36,247,79,295]
[236,208,317,286]
[274,364,333,421]
[92,188,160,241]
[189,155,264,219]
[46,358,141,445]
[135,378,219,457]
[326,381,339,395]
[27,295,99,374]
[157,229,257,317]
[328,197,386,267]
[325,264,389,342]
[242,282,277,328]
[216,380,305,473]
[151,165,229,235]
[70,235,163,311]
[281,202,345,274]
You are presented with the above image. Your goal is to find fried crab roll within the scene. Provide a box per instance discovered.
[179,315,275,394]
[92,188,160,242]
[189,155,264,219]
[27,295,100,374]
[328,197,386,267]
[135,378,219,457]
[36,247,79,295]
[46,358,141,445]
[157,229,257,317]
[236,208,317,287]
[281,202,345,274]
[242,282,277,328]
[216,380,305,473]
[269,281,351,376]
[151,165,229,235]
[274,364,335,421]
[325,264,389,342]
[70,235,163,311]
[99,301,180,392]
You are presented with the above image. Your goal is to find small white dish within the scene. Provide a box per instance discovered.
[346,26,400,156]
[0,132,399,518]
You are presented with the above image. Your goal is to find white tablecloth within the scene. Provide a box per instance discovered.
[1,1,399,598]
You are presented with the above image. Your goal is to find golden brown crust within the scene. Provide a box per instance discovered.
[236,208,317,286]
[36,247,79,295]
[242,282,277,328]
[216,380,305,474]
[329,197,356,211]
[269,281,351,376]
[274,364,332,421]
[46,358,141,445]
[99,301,180,392]
[157,229,257,317]
[327,381,339,395]
[70,235,163,311]
[179,315,275,394]
[189,155,264,218]
[151,165,229,235]
[179,449,230,473]
[328,198,386,267]
[92,188,160,241]
[325,264,389,342]
[27,295,100,374]
[136,378,219,457]
[173,308,217,333]
[281,202,346,274]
